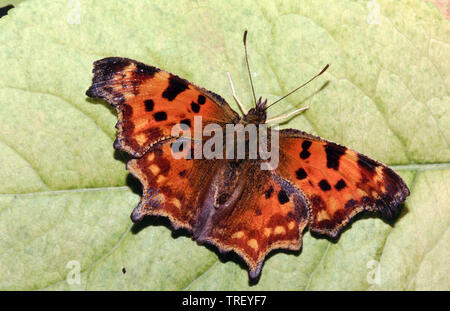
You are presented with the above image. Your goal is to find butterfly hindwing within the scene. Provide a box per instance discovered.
[275,129,410,238]
[86,57,239,157]
[191,160,310,278]
[128,141,310,278]
[127,138,221,230]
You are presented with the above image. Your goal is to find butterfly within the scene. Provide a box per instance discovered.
[86,31,409,279]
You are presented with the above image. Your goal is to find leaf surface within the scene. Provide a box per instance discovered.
[0,0,448,290]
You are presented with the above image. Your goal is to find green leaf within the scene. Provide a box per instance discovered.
[0,1,24,8]
[0,0,448,290]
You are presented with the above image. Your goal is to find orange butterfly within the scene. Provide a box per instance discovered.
[86,31,409,279]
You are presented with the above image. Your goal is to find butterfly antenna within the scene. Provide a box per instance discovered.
[243,30,257,106]
[265,64,330,110]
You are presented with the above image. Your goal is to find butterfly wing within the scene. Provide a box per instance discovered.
[191,161,310,279]
[86,57,240,157]
[275,129,410,238]
[85,57,410,278]
[127,138,222,228]
[128,139,310,278]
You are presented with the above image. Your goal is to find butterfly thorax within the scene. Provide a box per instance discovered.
[241,97,267,125]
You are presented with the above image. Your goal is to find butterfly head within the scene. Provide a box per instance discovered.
[242,96,267,124]
[239,31,330,126]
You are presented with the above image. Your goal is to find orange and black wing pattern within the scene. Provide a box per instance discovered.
[86,57,410,280]
[192,163,310,279]
[127,140,310,278]
[86,57,239,157]
[126,138,220,229]
[275,129,409,238]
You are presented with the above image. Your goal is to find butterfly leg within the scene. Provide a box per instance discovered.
[227,71,247,115]
[266,106,309,124]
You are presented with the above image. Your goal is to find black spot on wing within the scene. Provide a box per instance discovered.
[198,95,206,105]
[318,179,331,191]
[324,143,346,170]
[295,168,307,180]
[278,190,289,204]
[302,141,312,149]
[162,75,188,101]
[334,179,346,190]
[300,140,312,159]
[144,99,154,111]
[153,111,167,121]
[191,102,200,113]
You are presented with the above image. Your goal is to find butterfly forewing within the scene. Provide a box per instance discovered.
[86,57,239,157]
